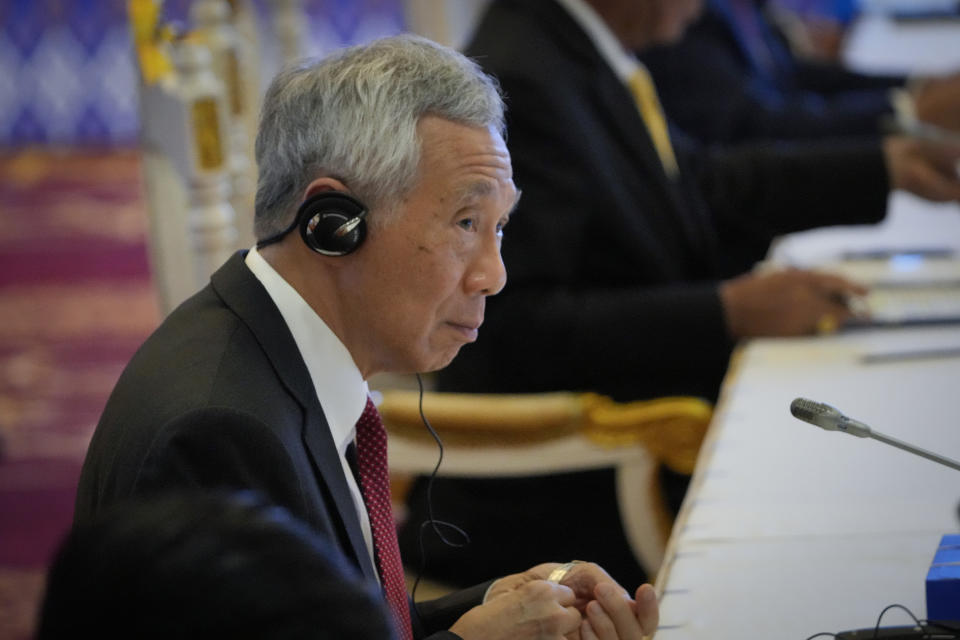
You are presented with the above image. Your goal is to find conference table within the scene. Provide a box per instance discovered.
[652,12,960,639]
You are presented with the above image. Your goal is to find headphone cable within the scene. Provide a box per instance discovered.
[410,372,470,609]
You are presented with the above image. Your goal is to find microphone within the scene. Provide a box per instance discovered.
[789,397,872,437]
[790,397,960,472]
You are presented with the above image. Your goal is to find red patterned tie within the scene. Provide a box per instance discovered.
[355,397,414,640]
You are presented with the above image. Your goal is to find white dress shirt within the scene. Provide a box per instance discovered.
[245,247,378,576]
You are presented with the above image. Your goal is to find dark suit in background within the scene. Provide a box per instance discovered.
[76,254,485,640]
[642,0,904,145]
[400,0,890,588]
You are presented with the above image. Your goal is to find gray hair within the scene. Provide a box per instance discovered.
[253,34,505,239]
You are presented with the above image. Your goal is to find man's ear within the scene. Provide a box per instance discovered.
[301,177,351,201]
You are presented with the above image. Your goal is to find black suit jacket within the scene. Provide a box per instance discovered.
[641,0,905,144]
[438,0,889,402]
[76,252,483,639]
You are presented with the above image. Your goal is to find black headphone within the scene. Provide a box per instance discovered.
[257,192,368,257]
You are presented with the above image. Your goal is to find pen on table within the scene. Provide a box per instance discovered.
[861,346,960,365]
[832,291,871,317]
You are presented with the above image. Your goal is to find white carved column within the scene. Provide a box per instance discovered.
[170,38,238,291]
[190,0,256,250]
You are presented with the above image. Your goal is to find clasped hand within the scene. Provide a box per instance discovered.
[448,562,658,640]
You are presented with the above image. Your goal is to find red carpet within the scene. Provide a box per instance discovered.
[0,150,160,638]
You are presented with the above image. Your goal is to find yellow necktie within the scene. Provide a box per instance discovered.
[627,65,679,177]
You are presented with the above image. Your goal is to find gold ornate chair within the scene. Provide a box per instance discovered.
[378,389,712,576]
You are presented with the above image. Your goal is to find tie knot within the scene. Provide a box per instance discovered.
[355,397,387,464]
[356,397,384,436]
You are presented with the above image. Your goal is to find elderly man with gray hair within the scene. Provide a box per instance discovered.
[75,34,658,640]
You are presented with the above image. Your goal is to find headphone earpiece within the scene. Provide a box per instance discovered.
[297,192,368,256]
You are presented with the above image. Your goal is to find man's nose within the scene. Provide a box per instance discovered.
[467,236,507,296]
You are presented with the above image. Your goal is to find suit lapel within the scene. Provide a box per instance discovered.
[300,411,380,585]
[210,253,378,583]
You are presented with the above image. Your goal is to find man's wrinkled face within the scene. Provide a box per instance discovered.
[343,116,517,376]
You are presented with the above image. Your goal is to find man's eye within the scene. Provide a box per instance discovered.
[457,218,475,231]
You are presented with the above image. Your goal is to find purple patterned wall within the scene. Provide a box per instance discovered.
[0,0,405,148]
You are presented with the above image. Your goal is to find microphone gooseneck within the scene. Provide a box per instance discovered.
[790,397,960,472]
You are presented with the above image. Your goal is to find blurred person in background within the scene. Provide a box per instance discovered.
[642,0,960,145]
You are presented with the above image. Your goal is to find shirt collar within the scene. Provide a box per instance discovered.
[245,247,369,455]
[554,0,641,82]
